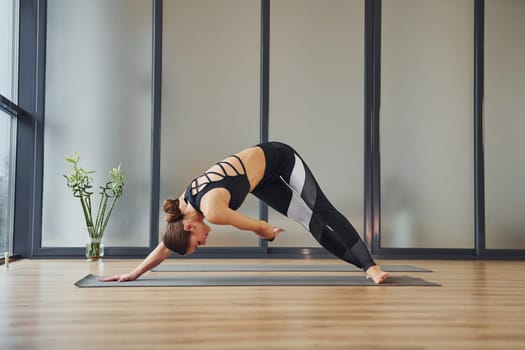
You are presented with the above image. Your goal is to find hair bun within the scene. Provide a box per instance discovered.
[163,198,182,223]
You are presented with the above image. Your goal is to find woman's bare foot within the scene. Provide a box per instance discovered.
[366,265,389,284]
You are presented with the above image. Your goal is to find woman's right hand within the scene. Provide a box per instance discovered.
[99,272,139,282]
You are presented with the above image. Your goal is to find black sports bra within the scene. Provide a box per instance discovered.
[184,155,250,214]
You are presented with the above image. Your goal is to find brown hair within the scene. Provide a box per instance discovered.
[162,198,190,255]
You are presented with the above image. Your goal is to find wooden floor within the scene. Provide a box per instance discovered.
[2,259,525,350]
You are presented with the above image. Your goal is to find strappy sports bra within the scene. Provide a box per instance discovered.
[184,155,250,214]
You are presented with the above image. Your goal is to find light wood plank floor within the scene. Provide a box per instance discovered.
[2,259,525,350]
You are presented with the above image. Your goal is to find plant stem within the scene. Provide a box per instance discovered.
[87,195,94,226]
[101,195,119,235]
[79,195,93,231]
[96,194,108,238]
[94,194,104,237]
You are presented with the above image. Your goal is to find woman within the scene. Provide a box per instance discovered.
[100,142,388,284]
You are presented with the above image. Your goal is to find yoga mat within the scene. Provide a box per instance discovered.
[75,274,441,288]
[152,264,432,273]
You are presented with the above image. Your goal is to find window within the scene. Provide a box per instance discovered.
[0,0,19,256]
[269,0,365,247]
[380,0,474,248]
[161,0,260,247]
[0,110,15,256]
[485,0,525,249]
[42,0,153,247]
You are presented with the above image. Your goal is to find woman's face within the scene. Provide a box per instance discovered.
[184,219,211,255]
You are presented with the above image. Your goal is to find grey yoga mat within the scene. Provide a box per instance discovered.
[152,264,433,273]
[75,274,441,287]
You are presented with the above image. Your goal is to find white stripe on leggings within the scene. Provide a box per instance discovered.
[284,154,313,229]
[289,154,306,193]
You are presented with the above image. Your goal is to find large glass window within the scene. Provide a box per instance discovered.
[0,0,19,255]
[42,0,153,247]
[485,0,525,249]
[0,0,18,101]
[0,111,14,255]
[269,0,365,247]
[380,0,474,248]
[160,0,260,247]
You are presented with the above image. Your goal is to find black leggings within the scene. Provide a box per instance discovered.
[252,142,376,271]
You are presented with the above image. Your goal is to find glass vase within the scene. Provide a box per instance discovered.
[86,236,104,261]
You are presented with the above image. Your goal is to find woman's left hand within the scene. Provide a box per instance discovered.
[263,225,284,241]
[272,226,285,240]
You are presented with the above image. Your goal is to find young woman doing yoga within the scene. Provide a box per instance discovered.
[100,141,389,284]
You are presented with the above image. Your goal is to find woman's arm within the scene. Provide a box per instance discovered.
[206,206,282,241]
[99,242,172,282]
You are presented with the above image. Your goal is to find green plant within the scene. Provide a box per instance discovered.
[63,153,125,248]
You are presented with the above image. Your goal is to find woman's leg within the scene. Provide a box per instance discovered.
[252,150,376,271]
